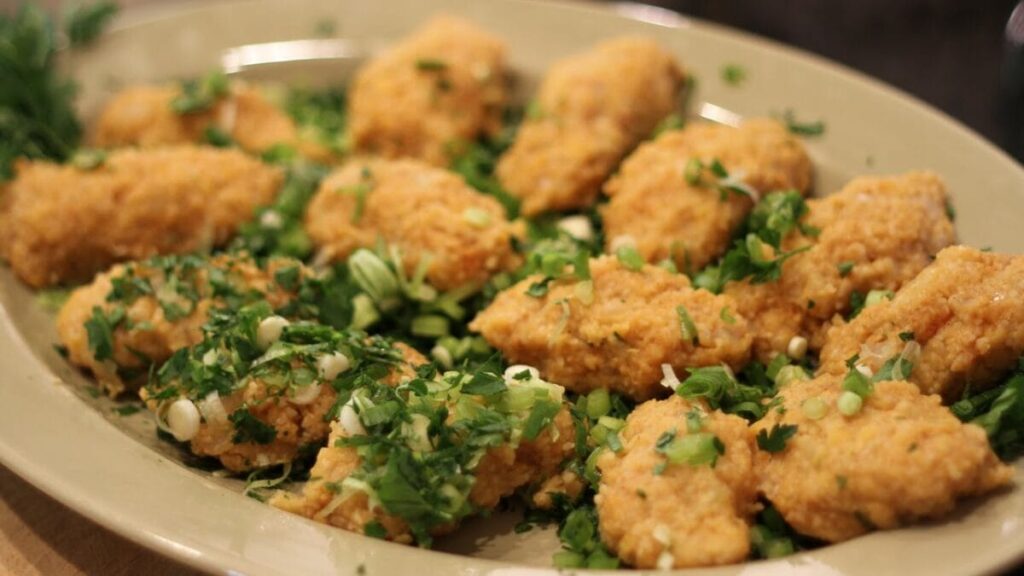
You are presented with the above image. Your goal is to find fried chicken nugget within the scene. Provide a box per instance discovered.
[497,38,685,216]
[753,376,1011,543]
[595,395,757,568]
[724,171,955,361]
[602,119,812,271]
[348,16,507,166]
[56,254,302,397]
[304,158,520,291]
[163,343,427,473]
[92,84,334,162]
[470,256,752,401]
[271,402,575,543]
[819,246,1024,401]
[0,146,282,288]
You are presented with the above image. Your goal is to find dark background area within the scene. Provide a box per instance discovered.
[609,0,1024,162]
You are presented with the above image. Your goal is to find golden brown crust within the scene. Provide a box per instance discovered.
[470,256,752,400]
[753,376,1012,543]
[347,16,507,166]
[92,84,334,162]
[271,405,575,543]
[497,37,685,215]
[1,146,282,288]
[724,171,955,362]
[596,396,757,568]
[56,255,300,396]
[304,158,520,291]
[819,246,1024,400]
[602,119,811,272]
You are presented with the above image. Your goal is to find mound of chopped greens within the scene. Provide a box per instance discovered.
[0,1,117,180]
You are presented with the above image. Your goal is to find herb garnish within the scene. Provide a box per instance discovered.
[756,424,798,453]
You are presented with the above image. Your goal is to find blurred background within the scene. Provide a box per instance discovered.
[638,0,1024,161]
[4,0,1023,161]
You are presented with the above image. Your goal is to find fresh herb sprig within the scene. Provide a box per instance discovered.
[952,358,1024,460]
[0,3,118,179]
[692,190,813,293]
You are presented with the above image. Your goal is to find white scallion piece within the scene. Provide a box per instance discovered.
[609,234,637,253]
[786,336,808,360]
[339,400,366,436]
[256,315,289,349]
[317,351,351,381]
[660,364,681,390]
[167,398,201,442]
[290,383,322,406]
[557,215,594,242]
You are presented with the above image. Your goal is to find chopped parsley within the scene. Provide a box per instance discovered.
[952,359,1024,460]
[84,305,125,361]
[449,107,522,218]
[781,110,826,137]
[64,1,119,47]
[170,70,229,115]
[283,85,348,154]
[233,162,329,260]
[756,424,798,453]
[0,3,115,179]
[837,261,854,277]
[230,408,278,445]
[721,63,746,86]
[692,191,812,293]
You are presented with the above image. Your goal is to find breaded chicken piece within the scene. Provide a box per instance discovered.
[470,256,752,400]
[753,376,1011,543]
[497,38,685,216]
[56,254,302,397]
[166,343,427,472]
[0,146,282,288]
[602,119,812,271]
[271,404,575,543]
[92,84,335,162]
[819,246,1024,401]
[595,395,757,568]
[347,16,507,166]
[304,158,520,291]
[724,172,955,361]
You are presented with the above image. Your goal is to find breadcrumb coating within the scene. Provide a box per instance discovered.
[753,376,1012,543]
[56,255,301,397]
[92,84,334,162]
[602,119,812,271]
[271,405,575,543]
[304,158,520,291]
[497,37,685,215]
[470,256,752,401]
[595,395,757,568]
[819,246,1024,401]
[173,343,426,472]
[0,146,282,288]
[348,16,507,166]
[724,171,955,362]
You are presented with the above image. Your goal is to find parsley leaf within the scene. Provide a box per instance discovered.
[230,409,278,445]
[64,1,118,48]
[756,424,798,453]
[781,110,826,137]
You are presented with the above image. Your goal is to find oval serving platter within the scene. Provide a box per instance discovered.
[1,1,1024,575]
